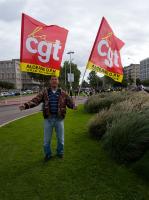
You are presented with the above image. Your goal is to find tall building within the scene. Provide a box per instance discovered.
[0,59,40,90]
[140,58,149,81]
[123,64,140,85]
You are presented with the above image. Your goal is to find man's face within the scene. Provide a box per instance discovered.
[50,77,59,88]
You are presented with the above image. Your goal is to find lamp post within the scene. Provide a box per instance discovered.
[67,51,74,91]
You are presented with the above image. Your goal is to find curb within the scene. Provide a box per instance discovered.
[0,111,41,128]
[0,103,21,107]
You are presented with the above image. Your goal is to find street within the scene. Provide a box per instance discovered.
[0,104,41,127]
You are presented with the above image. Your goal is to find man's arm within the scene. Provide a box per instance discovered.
[19,90,44,110]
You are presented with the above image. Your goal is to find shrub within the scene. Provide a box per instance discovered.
[88,109,111,139]
[84,96,111,113]
[102,112,149,163]
[84,92,128,113]
[132,151,149,182]
[88,100,137,140]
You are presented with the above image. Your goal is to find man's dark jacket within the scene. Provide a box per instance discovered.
[23,88,74,119]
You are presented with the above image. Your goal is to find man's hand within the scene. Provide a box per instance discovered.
[19,105,25,111]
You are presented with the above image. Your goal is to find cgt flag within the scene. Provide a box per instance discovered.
[20,13,68,76]
[87,17,124,82]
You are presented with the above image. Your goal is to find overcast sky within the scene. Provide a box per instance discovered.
[0,0,149,79]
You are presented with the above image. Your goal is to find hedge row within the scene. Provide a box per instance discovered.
[87,91,149,163]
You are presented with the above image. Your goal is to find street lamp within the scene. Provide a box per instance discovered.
[67,51,74,91]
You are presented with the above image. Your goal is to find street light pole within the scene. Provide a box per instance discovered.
[69,53,72,89]
[67,51,74,91]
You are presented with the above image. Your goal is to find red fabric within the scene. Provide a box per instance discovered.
[88,17,124,75]
[20,13,68,70]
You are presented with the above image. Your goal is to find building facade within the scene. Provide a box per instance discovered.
[123,64,140,86]
[0,59,40,90]
[140,58,149,81]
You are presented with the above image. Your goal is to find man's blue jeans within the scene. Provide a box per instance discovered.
[43,116,64,157]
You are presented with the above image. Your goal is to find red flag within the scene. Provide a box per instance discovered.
[20,13,68,76]
[87,17,124,82]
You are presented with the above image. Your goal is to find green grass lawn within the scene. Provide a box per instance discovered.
[0,105,149,200]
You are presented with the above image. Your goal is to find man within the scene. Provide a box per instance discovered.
[20,76,76,162]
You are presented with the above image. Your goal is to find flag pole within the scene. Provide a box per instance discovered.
[20,72,22,106]
[19,61,23,106]
[78,18,105,97]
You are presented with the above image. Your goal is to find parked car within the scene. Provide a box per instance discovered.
[14,91,20,96]
[8,92,15,96]
[0,92,10,97]
[25,90,33,94]
[20,91,27,95]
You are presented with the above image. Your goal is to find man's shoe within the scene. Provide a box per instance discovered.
[44,155,52,162]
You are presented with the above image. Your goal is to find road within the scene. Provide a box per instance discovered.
[0,104,41,127]
[0,96,87,127]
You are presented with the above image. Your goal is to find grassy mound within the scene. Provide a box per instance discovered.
[102,112,149,163]
[88,98,143,139]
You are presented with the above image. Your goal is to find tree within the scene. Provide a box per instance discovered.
[102,74,128,88]
[59,61,81,90]
[87,71,102,89]
[142,79,149,86]
[136,78,141,86]
[27,72,50,87]
[27,61,81,89]
[82,80,89,88]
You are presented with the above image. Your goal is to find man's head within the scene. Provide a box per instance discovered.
[50,76,59,89]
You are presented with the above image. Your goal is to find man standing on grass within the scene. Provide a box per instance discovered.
[19,76,77,162]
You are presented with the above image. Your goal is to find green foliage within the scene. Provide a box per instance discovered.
[132,151,149,182]
[27,61,81,89]
[103,74,128,88]
[87,91,149,164]
[27,72,50,83]
[27,72,51,88]
[87,71,102,89]
[88,109,111,139]
[136,78,141,86]
[84,92,128,113]
[102,111,149,163]
[87,99,136,140]
[82,80,89,88]
[1,106,149,199]
[84,96,111,113]
[59,61,81,90]
[0,81,15,89]
[142,79,149,86]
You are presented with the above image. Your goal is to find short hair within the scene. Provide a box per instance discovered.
[50,75,59,80]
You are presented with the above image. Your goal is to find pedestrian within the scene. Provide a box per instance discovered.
[19,76,77,162]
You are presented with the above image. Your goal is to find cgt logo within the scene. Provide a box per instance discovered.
[97,39,119,68]
[25,27,62,63]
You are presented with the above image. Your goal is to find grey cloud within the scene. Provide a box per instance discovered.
[0,0,149,70]
[0,0,26,22]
